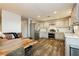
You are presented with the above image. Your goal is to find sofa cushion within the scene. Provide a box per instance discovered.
[4,34,13,40]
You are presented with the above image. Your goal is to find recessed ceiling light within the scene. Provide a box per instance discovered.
[37,16,40,17]
[53,11,57,14]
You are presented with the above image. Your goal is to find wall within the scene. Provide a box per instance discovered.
[0,10,2,32]
[30,23,36,39]
[71,4,79,23]
[71,4,77,23]
[2,10,21,33]
[71,4,79,34]
[21,18,28,38]
[27,17,32,38]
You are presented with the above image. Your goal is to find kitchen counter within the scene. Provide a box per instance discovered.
[65,33,79,39]
[0,38,38,56]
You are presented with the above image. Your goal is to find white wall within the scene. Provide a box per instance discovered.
[2,10,21,33]
[27,17,32,38]
[0,10,2,32]
[71,4,79,23]
[21,18,28,38]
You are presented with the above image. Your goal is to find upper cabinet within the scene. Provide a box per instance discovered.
[71,4,79,23]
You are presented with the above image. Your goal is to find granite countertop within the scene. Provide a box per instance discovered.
[65,33,79,38]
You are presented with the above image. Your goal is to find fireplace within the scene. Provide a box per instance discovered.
[65,35,79,56]
[70,47,79,56]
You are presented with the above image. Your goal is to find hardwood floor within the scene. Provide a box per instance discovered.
[31,39,65,56]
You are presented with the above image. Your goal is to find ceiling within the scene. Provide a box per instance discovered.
[0,3,74,21]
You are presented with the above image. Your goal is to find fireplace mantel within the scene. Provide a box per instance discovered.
[65,33,79,56]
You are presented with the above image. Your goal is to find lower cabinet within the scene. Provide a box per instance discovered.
[7,47,25,56]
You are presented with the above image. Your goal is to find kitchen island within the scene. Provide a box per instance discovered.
[0,38,37,56]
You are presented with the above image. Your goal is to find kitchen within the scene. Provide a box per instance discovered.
[0,3,79,56]
[22,3,79,56]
